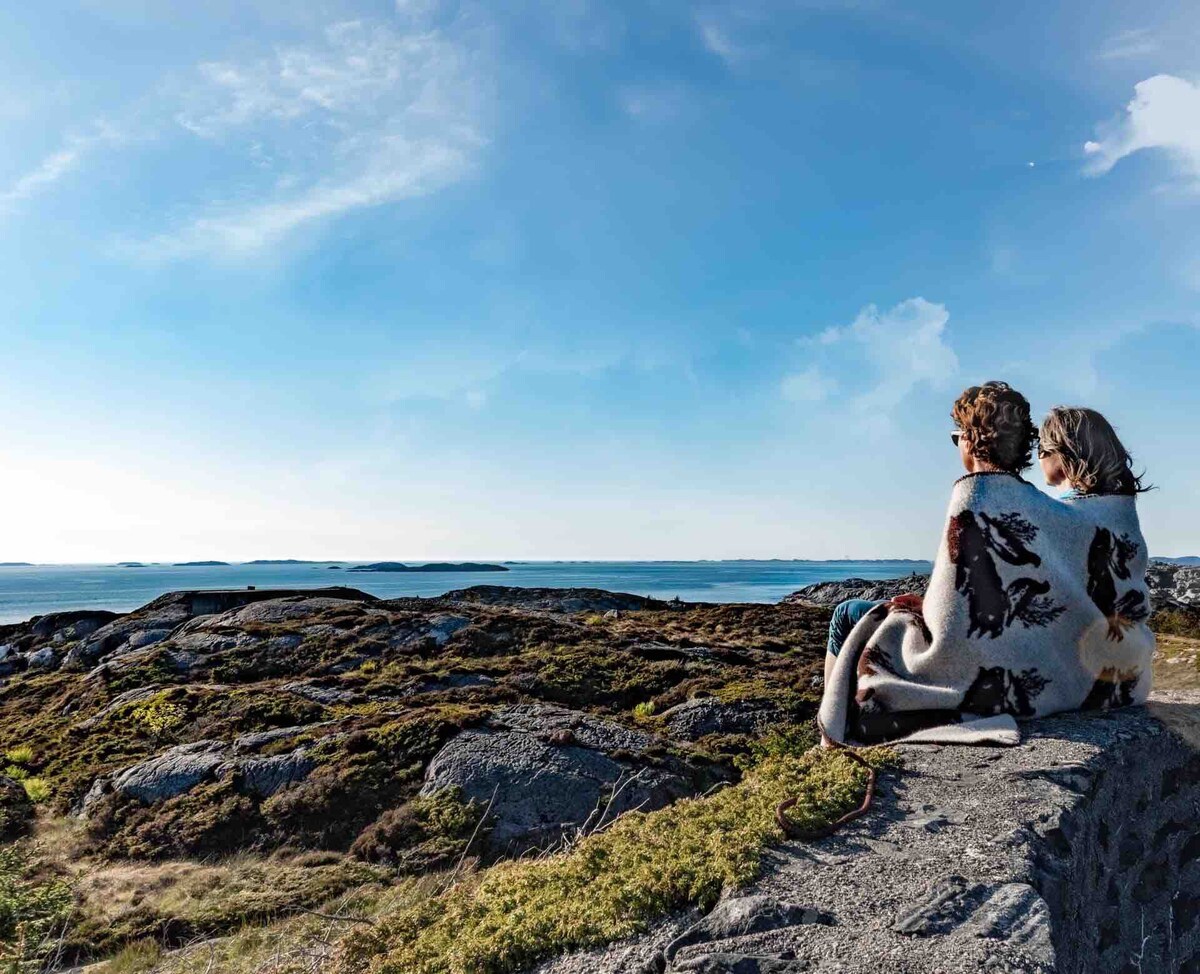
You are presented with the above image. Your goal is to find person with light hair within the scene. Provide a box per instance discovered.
[1038,406,1150,499]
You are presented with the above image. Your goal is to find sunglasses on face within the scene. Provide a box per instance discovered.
[950,430,962,447]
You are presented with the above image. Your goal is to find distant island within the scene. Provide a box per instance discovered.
[1164,556,1200,566]
[116,562,148,568]
[245,559,339,565]
[0,562,33,567]
[173,561,230,567]
[347,562,509,573]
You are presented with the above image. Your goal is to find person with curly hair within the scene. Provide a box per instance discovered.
[950,381,1038,475]
[823,381,1037,684]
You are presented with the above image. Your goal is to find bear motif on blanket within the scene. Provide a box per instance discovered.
[819,471,1155,746]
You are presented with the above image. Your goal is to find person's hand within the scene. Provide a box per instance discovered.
[888,593,924,613]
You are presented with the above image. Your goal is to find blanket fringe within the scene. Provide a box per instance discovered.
[775,728,876,841]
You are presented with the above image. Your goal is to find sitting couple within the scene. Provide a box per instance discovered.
[818,381,1155,747]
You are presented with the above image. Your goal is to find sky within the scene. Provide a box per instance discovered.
[1,0,1198,563]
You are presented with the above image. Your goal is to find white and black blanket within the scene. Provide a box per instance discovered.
[818,472,1155,746]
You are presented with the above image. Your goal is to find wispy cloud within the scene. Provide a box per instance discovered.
[780,366,837,402]
[696,14,740,65]
[810,297,958,413]
[1097,27,1159,61]
[128,15,489,259]
[1084,74,1200,182]
[0,121,122,210]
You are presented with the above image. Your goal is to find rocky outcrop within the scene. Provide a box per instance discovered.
[785,561,1199,610]
[439,586,679,613]
[541,692,1200,974]
[780,573,931,608]
[0,588,377,675]
[421,704,726,855]
[658,697,783,741]
[1147,561,1200,607]
[81,726,321,812]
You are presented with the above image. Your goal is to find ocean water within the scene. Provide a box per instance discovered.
[0,561,930,625]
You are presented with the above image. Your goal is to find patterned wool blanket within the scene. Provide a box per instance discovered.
[818,471,1155,746]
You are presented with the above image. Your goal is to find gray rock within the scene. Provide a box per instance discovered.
[233,723,331,753]
[283,681,361,706]
[171,631,260,655]
[110,741,226,803]
[407,673,495,695]
[220,597,374,627]
[664,896,828,962]
[126,628,173,650]
[781,573,930,608]
[659,698,783,740]
[1146,560,1200,606]
[227,751,315,798]
[421,704,700,853]
[26,647,57,670]
[92,734,319,809]
[427,615,471,645]
[672,956,810,974]
[0,644,12,662]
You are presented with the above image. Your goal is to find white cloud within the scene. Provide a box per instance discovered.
[781,366,837,402]
[819,297,959,413]
[0,121,122,210]
[1084,74,1200,181]
[134,16,487,258]
[697,18,737,63]
[1097,28,1158,61]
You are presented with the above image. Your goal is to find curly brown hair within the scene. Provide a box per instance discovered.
[951,381,1037,473]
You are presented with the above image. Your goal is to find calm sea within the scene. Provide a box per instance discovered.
[0,561,930,625]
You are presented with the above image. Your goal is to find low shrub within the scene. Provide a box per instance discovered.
[0,846,73,969]
[351,789,482,870]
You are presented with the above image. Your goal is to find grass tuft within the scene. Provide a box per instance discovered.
[3,747,34,768]
[21,778,51,804]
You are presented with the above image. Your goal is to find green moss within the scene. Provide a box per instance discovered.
[335,746,893,974]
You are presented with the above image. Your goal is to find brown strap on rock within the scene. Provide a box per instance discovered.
[775,732,877,841]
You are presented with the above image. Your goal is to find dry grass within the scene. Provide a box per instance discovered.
[91,876,444,974]
[1151,635,1200,691]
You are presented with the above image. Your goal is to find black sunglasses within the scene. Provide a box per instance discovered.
[950,430,962,447]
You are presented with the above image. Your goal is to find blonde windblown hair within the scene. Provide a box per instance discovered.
[1039,406,1149,496]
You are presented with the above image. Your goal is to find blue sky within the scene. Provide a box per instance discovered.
[1,0,1198,562]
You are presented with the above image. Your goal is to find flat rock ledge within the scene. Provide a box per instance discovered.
[539,691,1200,974]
